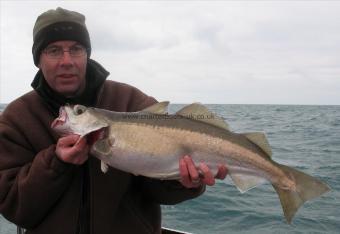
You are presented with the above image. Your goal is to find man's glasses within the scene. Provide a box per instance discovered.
[43,44,87,59]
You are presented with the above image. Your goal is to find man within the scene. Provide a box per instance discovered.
[0,7,227,234]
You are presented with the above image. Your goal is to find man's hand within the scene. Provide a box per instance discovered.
[55,134,89,165]
[179,155,228,188]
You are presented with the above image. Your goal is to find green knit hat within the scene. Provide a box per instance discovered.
[32,7,91,66]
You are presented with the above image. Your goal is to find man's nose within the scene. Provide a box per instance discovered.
[59,51,74,64]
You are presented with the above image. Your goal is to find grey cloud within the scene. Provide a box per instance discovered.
[2,1,340,105]
[91,28,155,52]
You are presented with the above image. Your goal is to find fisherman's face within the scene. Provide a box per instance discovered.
[38,40,87,97]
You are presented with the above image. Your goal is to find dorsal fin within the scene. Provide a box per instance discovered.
[243,132,272,157]
[176,103,229,130]
[141,101,169,114]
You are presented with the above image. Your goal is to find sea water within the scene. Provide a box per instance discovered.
[0,104,339,234]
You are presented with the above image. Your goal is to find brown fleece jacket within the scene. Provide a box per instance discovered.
[0,80,204,234]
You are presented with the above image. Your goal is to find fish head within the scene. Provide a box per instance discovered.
[51,105,109,144]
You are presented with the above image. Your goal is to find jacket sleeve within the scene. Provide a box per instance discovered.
[138,177,205,205]
[0,114,75,229]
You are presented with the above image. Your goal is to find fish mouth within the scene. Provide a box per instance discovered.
[51,106,109,145]
[51,106,68,129]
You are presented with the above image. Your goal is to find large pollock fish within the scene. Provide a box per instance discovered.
[51,102,330,223]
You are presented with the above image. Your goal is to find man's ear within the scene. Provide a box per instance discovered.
[37,53,43,68]
[37,58,41,69]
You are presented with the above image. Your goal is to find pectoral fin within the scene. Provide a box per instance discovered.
[92,138,113,157]
[92,138,114,174]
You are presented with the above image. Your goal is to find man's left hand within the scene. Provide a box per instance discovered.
[179,155,228,188]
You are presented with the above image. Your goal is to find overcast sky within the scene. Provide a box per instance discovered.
[1,0,340,105]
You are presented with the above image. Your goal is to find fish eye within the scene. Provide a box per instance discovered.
[74,105,86,115]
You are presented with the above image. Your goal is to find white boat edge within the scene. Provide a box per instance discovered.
[162,227,193,234]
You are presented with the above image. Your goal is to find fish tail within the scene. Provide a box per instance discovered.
[272,164,330,224]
